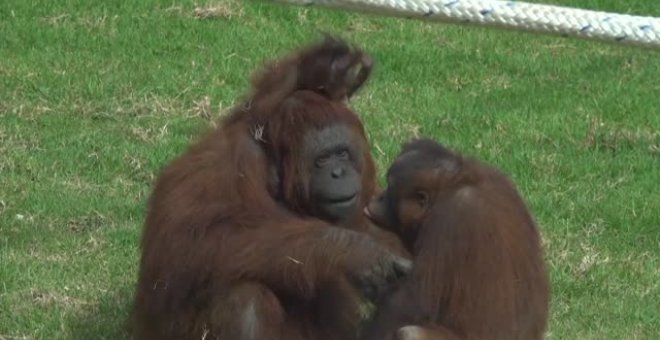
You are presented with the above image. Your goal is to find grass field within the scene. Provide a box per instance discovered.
[1,0,659,338]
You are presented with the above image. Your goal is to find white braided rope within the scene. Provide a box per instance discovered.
[270,0,660,50]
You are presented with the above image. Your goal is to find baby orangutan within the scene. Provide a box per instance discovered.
[362,138,549,340]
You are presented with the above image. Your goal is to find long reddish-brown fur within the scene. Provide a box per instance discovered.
[131,38,407,340]
[362,139,550,340]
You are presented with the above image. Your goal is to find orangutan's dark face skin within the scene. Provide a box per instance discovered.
[305,125,365,223]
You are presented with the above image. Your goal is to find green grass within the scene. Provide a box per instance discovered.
[1,0,659,338]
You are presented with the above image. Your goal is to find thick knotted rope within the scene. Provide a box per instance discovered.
[270,0,660,50]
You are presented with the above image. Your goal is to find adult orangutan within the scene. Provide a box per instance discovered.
[362,138,550,340]
[131,37,410,340]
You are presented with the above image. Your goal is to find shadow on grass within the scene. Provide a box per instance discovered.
[67,285,134,340]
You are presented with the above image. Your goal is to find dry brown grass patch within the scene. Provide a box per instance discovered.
[584,116,660,154]
[29,289,89,309]
[193,2,244,20]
